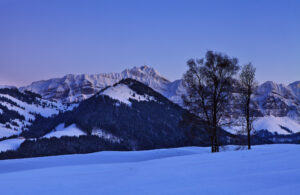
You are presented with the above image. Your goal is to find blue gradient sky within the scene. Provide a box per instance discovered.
[0,0,299,86]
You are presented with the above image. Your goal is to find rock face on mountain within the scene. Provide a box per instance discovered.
[288,81,300,101]
[20,66,184,104]
[253,81,300,119]
[225,80,300,135]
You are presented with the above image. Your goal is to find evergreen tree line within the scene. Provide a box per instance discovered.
[0,88,42,105]
[0,136,130,160]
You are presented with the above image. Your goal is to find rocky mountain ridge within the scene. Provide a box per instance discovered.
[20,66,184,104]
[3,65,300,136]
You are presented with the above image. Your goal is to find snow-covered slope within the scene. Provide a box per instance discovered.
[0,145,299,195]
[0,87,75,138]
[0,138,25,152]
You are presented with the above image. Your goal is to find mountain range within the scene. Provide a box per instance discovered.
[0,78,226,159]
[20,66,185,105]
[19,65,300,134]
[1,66,300,159]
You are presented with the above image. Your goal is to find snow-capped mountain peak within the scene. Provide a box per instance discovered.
[20,66,172,103]
[122,65,168,81]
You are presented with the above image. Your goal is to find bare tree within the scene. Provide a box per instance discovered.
[239,63,257,149]
[182,51,240,152]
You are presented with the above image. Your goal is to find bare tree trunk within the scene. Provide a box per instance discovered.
[246,92,251,150]
[247,128,251,149]
[240,63,256,150]
[211,135,214,152]
[212,92,219,152]
[212,125,218,152]
[213,97,219,152]
[214,132,219,152]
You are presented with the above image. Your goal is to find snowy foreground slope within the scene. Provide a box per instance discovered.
[0,145,299,195]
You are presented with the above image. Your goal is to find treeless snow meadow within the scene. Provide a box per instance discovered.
[0,145,299,195]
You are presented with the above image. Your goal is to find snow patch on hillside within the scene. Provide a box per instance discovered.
[92,129,121,143]
[101,84,156,106]
[43,124,86,138]
[0,138,25,152]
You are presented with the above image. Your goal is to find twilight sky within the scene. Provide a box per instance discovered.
[0,0,299,86]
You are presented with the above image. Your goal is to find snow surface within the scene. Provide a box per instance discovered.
[43,123,86,138]
[101,83,156,106]
[0,144,299,195]
[0,138,25,152]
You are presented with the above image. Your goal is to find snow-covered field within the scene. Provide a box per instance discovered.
[0,145,299,195]
[0,138,25,152]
